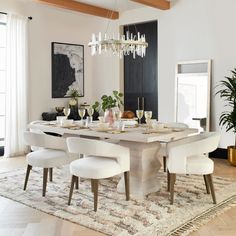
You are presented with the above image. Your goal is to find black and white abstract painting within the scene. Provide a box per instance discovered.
[51,42,84,98]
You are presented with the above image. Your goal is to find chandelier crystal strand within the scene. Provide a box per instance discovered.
[88,31,148,58]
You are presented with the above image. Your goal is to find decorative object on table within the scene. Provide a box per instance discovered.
[122,110,135,119]
[51,42,84,98]
[88,1,148,59]
[65,88,81,120]
[42,112,58,121]
[55,106,64,114]
[1,168,236,236]
[93,91,124,126]
[216,68,236,166]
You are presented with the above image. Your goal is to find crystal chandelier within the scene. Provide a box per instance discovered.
[88,31,148,58]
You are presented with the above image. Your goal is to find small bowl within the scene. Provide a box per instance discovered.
[98,122,109,129]
[55,106,65,113]
[152,122,164,129]
[98,116,105,123]
[62,119,74,126]
[56,116,67,123]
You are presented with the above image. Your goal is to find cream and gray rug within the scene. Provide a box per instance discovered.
[0,167,236,236]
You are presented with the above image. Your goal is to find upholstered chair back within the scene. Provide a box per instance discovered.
[66,137,130,172]
[167,132,220,174]
[24,131,67,151]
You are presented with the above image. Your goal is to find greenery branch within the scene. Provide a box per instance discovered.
[216,68,236,147]
[92,90,124,112]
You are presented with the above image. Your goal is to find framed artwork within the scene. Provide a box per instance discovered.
[51,42,84,98]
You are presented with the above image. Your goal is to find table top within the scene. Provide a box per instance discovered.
[28,120,198,143]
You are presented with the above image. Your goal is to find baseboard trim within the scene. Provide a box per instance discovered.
[210,148,227,159]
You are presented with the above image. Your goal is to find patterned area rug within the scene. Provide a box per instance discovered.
[0,167,236,236]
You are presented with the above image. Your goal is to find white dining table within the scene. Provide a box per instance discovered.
[28,120,198,198]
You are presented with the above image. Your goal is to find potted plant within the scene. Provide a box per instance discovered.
[93,91,124,125]
[216,68,236,166]
[64,89,81,120]
[65,88,81,107]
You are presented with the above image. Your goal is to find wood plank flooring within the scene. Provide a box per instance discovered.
[0,157,235,236]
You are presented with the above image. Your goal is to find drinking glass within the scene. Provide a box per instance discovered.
[144,111,153,130]
[136,110,144,125]
[87,107,94,117]
[78,108,86,120]
[113,110,122,121]
[87,107,94,122]
[144,111,152,120]
[63,108,71,118]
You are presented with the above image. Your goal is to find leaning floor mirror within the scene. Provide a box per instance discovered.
[175,60,212,131]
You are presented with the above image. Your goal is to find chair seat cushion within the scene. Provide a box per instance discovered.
[26,149,70,168]
[186,155,214,175]
[70,156,122,179]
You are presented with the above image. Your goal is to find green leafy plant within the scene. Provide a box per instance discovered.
[66,88,81,98]
[92,91,124,112]
[216,68,236,147]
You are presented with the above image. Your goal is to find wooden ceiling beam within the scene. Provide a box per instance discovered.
[131,0,170,10]
[38,0,119,19]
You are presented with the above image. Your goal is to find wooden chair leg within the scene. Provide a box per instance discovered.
[124,171,130,201]
[91,179,94,192]
[49,168,53,182]
[206,174,217,204]
[23,165,32,190]
[75,176,79,190]
[167,169,170,191]
[163,156,167,172]
[93,179,99,212]
[203,175,210,194]
[42,168,48,197]
[68,175,77,205]
[169,173,176,205]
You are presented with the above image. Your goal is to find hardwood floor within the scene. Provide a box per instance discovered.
[0,157,235,236]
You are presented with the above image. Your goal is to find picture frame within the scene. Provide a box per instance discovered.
[51,42,84,98]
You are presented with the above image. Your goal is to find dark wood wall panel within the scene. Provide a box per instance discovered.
[124,21,158,119]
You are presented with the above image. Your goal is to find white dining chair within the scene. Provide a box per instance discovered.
[166,132,220,204]
[66,137,130,211]
[161,122,189,172]
[23,131,78,196]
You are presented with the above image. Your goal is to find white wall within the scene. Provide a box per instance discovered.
[25,2,121,120]
[2,0,236,148]
[1,0,120,120]
[119,0,236,148]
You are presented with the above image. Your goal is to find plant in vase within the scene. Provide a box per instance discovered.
[93,91,124,125]
[65,89,81,119]
[216,68,236,166]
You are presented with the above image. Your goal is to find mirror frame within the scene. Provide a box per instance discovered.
[175,59,212,131]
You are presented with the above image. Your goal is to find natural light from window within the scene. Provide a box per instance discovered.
[0,14,6,147]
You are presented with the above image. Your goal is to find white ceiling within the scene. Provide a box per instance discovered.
[76,0,144,12]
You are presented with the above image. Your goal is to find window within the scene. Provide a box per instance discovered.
[0,13,7,149]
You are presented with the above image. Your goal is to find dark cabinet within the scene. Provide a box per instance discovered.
[124,21,158,119]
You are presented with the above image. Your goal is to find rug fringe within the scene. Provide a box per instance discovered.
[167,195,236,236]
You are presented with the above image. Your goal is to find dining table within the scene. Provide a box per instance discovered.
[28,120,198,199]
